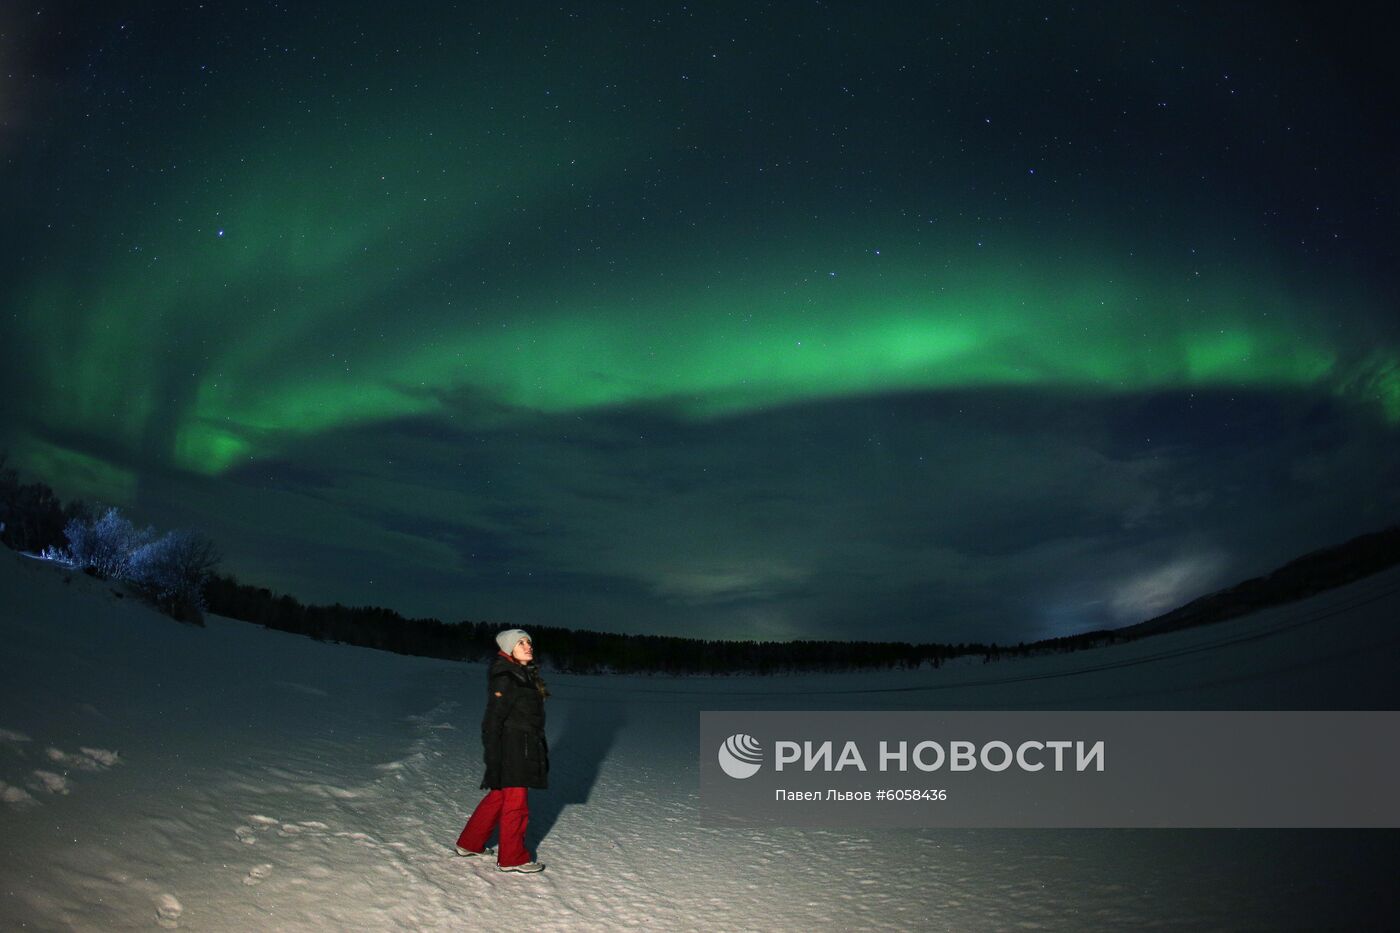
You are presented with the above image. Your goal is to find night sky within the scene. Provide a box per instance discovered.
[2,2,1397,644]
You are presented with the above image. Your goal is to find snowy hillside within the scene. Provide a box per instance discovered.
[2,547,1397,931]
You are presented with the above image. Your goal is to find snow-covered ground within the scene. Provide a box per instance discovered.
[2,546,1397,931]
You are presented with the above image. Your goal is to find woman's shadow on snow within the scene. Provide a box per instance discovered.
[526,693,628,850]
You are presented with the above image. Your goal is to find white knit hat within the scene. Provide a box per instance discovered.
[495,628,532,654]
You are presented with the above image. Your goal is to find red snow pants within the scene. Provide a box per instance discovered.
[457,787,530,867]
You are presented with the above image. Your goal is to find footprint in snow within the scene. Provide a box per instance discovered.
[1,781,37,807]
[274,681,329,697]
[238,815,333,845]
[0,728,32,752]
[243,864,274,886]
[30,770,70,795]
[45,747,122,771]
[334,831,379,849]
[154,893,182,929]
[236,815,284,844]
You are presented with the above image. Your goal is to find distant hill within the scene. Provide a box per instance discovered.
[1118,524,1400,640]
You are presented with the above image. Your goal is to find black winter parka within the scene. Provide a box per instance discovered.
[480,652,549,790]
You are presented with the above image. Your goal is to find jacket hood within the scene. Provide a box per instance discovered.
[488,654,548,700]
[490,653,534,682]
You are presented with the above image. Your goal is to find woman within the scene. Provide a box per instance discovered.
[454,628,549,873]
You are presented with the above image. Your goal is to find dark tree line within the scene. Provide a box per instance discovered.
[203,573,487,659]
[172,522,1400,673]
[201,571,1015,673]
[0,452,91,554]
[6,450,1399,674]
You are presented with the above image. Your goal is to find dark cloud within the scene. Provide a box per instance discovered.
[76,384,1388,644]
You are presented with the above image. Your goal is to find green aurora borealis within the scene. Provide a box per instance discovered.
[16,166,1395,483]
[2,2,1397,641]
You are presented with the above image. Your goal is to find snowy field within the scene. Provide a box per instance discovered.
[2,546,1398,931]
